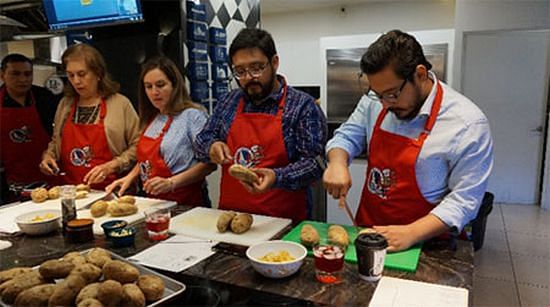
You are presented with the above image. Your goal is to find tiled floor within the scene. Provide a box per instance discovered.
[473,204,550,306]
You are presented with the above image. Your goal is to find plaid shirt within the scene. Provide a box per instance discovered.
[194,76,327,190]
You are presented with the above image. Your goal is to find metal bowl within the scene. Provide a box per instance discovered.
[15,209,61,235]
[246,240,307,279]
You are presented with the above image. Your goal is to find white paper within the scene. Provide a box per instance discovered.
[369,276,469,307]
[128,235,217,272]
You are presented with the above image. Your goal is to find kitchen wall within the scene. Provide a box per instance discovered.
[262,1,455,89]
[453,0,550,91]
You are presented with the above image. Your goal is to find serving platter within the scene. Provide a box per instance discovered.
[0,248,186,307]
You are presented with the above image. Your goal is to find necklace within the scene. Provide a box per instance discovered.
[75,103,100,124]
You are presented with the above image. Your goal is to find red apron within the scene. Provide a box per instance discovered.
[356,81,443,227]
[219,84,307,221]
[60,98,116,189]
[0,87,50,184]
[137,116,203,206]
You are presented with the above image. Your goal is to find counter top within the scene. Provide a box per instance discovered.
[0,206,473,306]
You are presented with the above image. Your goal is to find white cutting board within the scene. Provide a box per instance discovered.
[78,196,176,234]
[29,190,106,210]
[169,207,292,246]
[0,190,106,233]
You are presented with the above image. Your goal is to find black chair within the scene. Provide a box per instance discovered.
[470,192,494,251]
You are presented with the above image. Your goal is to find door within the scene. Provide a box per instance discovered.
[462,30,550,204]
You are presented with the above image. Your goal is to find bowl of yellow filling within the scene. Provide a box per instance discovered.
[15,209,61,235]
[246,240,307,278]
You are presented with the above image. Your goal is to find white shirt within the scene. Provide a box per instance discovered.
[327,72,494,230]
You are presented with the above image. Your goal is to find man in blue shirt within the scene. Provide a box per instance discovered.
[324,30,493,251]
[194,28,326,221]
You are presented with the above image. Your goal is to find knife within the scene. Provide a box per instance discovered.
[316,155,358,227]
[339,196,358,227]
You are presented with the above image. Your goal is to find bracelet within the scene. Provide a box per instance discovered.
[168,178,175,192]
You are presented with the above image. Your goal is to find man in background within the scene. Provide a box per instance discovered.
[0,53,59,202]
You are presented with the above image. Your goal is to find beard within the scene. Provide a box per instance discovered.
[389,85,424,121]
[243,72,276,103]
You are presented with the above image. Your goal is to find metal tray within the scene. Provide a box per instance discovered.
[0,248,186,307]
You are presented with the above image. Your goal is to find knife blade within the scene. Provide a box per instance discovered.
[339,197,358,227]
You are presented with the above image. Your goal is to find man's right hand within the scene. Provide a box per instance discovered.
[323,148,353,200]
[209,141,233,165]
[39,154,59,176]
[323,162,353,200]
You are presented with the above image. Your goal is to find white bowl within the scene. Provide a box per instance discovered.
[246,240,307,278]
[15,209,61,235]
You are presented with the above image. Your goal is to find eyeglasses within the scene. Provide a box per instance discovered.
[358,72,409,103]
[232,62,269,80]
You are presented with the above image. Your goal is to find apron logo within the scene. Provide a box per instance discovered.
[367,167,396,199]
[9,126,31,143]
[234,145,263,167]
[139,160,152,182]
[70,146,92,167]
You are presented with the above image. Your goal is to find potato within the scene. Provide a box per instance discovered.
[70,263,102,283]
[137,275,164,302]
[76,282,100,304]
[76,184,91,192]
[121,283,145,307]
[216,211,236,233]
[76,190,89,199]
[358,228,377,235]
[118,195,136,205]
[48,274,86,306]
[108,202,138,217]
[97,280,122,307]
[77,298,104,307]
[328,225,349,248]
[230,213,253,234]
[63,251,87,266]
[90,201,108,218]
[47,186,60,199]
[228,164,259,184]
[300,224,320,247]
[0,267,32,285]
[103,260,139,284]
[0,271,45,304]
[39,259,75,279]
[86,248,111,268]
[14,284,56,307]
[31,188,48,203]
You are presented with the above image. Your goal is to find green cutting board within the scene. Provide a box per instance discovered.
[281,221,422,272]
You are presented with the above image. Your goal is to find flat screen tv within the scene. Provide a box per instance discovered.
[43,0,143,31]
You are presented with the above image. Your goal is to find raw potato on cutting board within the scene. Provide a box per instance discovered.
[328,224,349,247]
[300,224,320,247]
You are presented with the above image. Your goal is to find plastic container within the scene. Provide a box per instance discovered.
[109,226,136,247]
[66,218,94,243]
[101,220,128,238]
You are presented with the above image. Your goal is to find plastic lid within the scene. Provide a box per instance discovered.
[67,218,94,228]
[355,233,388,249]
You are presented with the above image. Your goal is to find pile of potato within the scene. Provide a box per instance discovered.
[31,184,90,203]
[90,196,138,218]
[0,247,165,307]
[216,211,253,234]
[300,224,350,248]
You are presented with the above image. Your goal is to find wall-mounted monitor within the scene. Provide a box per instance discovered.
[43,0,143,31]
